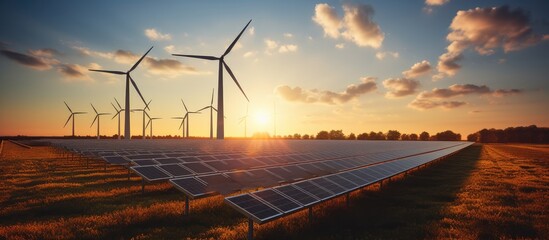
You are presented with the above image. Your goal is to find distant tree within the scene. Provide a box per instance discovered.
[467,133,478,142]
[316,131,329,140]
[293,133,301,139]
[368,131,377,140]
[386,130,401,140]
[329,130,346,140]
[434,130,461,141]
[401,134,410,140]
[419,131,430,141]
[348,133,356,140]
[302,134,310,140]
[409,133,418,141]
[377,131,387,140]
[357,133,368,140]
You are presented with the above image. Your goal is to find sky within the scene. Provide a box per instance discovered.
[1,0,548,138]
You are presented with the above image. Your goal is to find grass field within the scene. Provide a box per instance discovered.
[0,141,547,239]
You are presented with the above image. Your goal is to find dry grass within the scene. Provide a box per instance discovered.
[0,141,547,239]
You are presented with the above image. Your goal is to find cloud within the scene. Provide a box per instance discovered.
[313,3,384,48]
[0,49,52,70]
[265,39,278,50]
[113,50,139,64]
[383,78,420,98]
[425,0,449,6]
[144,28,172,41]
[335,43,345,49]
[145,58,198,77]
[248,26,255,36]
[57,63,94,82]
[278,44,298,53]
[409,83,522,110]
[375,51,399,60]
[435,6,544,79]
[275,77,377,104]
[164,45,175,53]
[409,99,466,110]
[402,60,431,78]
[29,48,60,58]
[283,33,293,38]
[243,51,257,58]
[72,46,113,59]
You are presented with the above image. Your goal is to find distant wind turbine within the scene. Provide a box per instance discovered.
[179,99,201,138]
[145,117,161,139]
[238,105,248,138]
[131,100,152,139]
[90,104,110,140]
[63,101,87,137]
[88,46,153,140]
[111,98,124,139]
[197,89,218,139]
[173,20,252,139]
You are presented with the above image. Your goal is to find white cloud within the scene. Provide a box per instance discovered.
[144,28,172,41]
[283,33,294,38]
[383,78,420,98]
[402,60,431,78]
[375,51,399,60]
[335,43,345,49]
[313,3,384,49]
[425,0,449,6]
[265,39,278,50]
[276,77,377,104]
[248,26,255,36]
[278,44,298,53]
[243,51,257,58]
[164,45,175,53]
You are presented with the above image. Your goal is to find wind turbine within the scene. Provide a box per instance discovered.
[88,46,153,140]
[111,98,124,139]
[131,100,152,139]
[180,99,201,138]
[197,89,218,139]
[173,20,252,139]
[238,105,248,138]
[90,104,110,140]
[63,101,87,137]
[145,117,161,139]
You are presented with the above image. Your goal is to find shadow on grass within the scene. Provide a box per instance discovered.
[257,144,483,240]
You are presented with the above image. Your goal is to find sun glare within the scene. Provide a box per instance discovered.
[254,111,270,126]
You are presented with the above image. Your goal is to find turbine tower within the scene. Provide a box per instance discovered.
[63,101,87,137]
[238,105,249,138]
[146,117,161,139]
[180,99,201,138]
[173,20,251,139]
[197,89,217,139]
[111,98,124,139]
[88,46,153,140]
[90,104,110,140]
[131,100,152,139]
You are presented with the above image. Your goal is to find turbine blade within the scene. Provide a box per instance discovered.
[172,117,184,119]
[91,115,98,127]
[145,119,151,129]
[74,112,87,114]
[197,106,209,112]
[112,112,119,119]
[179,118,184,129]
[144,111,150,119]
[64,101,73,113]
[211,88,214,105]
[89,69,126,75]
[114,98,122,109]
[212,107,218,112]
[145,99,152,110]
[223,61,249,102]
[172,54,218,61]
[90,104,98,114]
[130,46,153,72]
[129,75,149,110]
[111,103,118,112]
[181,99,188,112]
[223,19,252,57]
[64,114,73,127]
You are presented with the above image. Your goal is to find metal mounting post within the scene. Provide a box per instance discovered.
[184,195,190,216]
[247,218,254,240]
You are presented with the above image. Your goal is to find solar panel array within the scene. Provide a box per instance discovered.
[225,142,472,224]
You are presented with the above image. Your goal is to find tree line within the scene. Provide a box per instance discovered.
[467,125,549,143]
[256,129,462,141]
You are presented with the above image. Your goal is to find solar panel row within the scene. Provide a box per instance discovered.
[225,142,473,224]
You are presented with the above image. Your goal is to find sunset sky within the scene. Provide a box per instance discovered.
[1,0,548,138]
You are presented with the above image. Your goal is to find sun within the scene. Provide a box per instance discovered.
[254,111,270,126]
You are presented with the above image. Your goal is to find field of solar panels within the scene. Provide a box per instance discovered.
[0,140,547,240]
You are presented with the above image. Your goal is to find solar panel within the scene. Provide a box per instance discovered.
[164,153,187,158]
[225,194,282,223]
[103,156,129,165]
[132,159,158,166]
[158,164,193,177]
[310,178,346,195]
[198,155,216,161]
[293,181,332,200]
[252,189,301,213]
[155,157,182,164]
[339,171,368,186]
[273,185,318,206]
[127,154,166,160]
[179,156,201,162]
[182,162,216,174]
[132,166,171,181]
[198,174,242,194]
[284,165,314,179]
[324,175,358,190]
[299,163,331,176]
[205,161,234,171]
[170,177,212,199]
